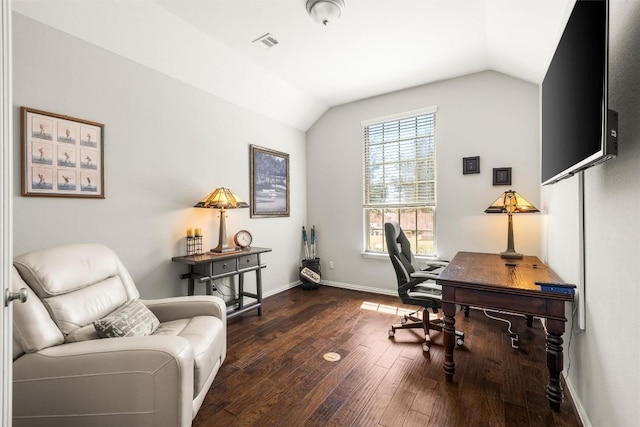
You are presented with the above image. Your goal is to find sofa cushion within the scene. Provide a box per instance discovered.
[50,277,130,335]
[13,243,139,297]
[154,316,225,397]
[94,300,160,338]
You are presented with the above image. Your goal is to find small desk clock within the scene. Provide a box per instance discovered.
[234,230,253,249]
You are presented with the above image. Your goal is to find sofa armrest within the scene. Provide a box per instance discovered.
[142,295,227,324]
[13,336,194,427]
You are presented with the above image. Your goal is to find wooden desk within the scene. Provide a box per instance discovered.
[437,251,574,412]
[172,247,271,319]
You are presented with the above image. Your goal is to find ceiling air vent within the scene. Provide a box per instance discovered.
[252,33,279,49]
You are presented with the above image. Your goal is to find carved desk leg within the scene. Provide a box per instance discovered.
[545,318,565,411]
[442,301,457,381]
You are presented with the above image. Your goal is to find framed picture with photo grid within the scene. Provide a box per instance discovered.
[21,107,104,198]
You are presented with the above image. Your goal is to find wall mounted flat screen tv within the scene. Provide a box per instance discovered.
[541,0,618,185]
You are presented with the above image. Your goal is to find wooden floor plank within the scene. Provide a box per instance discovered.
[379,388,416,427]
[322,363,388,426]
[402,410,431,427]
[350,379,398,426]
[193,286,582,427]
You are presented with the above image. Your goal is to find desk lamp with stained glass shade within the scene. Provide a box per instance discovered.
[485,190,539,259]
[195,187,249,253]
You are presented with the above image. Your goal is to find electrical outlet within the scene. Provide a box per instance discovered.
[329,261,334,269]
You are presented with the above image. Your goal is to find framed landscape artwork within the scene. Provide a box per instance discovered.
[250,145,289,218]
[21,107,104,198]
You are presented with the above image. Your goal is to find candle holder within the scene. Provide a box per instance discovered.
[186,236,203,256]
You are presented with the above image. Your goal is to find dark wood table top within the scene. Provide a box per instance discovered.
[438,251,573,301]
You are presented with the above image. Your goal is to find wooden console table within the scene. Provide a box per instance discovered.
[172,247,271,319]
[437,251,574,412]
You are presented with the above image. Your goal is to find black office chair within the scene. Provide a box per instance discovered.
[384,221,465,352]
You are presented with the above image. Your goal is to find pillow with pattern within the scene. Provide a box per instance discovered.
[93,299,160,338]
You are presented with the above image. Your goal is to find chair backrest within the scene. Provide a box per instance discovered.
[12,243,140,356]
[384,221,418,286]
[11,266,64,360]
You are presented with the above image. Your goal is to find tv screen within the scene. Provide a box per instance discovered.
[541,0,617,185]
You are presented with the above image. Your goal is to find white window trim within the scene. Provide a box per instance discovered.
[362,106,439,256]
[361,105,438,127]
[361,251,442,264]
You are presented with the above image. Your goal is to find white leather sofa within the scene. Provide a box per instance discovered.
[11,243,226,427]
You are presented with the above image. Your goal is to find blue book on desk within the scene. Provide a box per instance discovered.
[536,282,576,296]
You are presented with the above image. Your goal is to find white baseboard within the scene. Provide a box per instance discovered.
[262,280,303,298]
[263,279,397,299]
[564,373,591,427]
[317,279,398,297]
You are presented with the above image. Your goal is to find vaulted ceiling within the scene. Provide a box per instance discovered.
[13,0,575,131]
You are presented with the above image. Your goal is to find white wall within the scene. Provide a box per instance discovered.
[542,1,640,425]
[306,71,541,293]
[12,13,307,299]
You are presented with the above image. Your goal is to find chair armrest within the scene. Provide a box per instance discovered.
[426,260,449,267]
[411,271,440,280]
[13,336,194,427]
[142,295,227,323]
[414,281,442,292]
[398,276,431,294]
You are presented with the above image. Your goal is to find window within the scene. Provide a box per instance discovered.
[363,107,437,256]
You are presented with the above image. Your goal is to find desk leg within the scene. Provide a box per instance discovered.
[545,319,565,411]
[255,266,263,316]
[442,301,456,381]
[187,270,195,296]
[526,315,534,327]
[238,273,244,310]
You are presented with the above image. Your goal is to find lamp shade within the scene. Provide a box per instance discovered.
[306,0,345,26]
[194,187,249,210]
[484,190,539,214]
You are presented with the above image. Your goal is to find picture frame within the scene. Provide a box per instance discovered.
[21,107,104,198]
[250,145,289,218]
[463,156,480,174]
[493,167,512,186]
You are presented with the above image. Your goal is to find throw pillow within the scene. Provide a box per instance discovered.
[93,299,160,338]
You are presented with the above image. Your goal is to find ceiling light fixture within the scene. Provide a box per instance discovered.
[306,0,345,26]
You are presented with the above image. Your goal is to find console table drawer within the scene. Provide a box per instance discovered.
[238,254,259,269]
[211,259,237,276]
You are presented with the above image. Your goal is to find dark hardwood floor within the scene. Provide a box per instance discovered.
[194,285,582,427]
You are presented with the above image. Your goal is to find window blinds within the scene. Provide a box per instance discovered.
[363,112,436,207]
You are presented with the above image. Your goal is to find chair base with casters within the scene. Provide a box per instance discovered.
[388,306,465,352]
